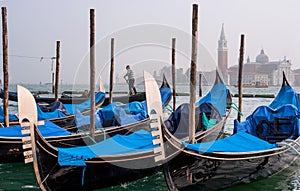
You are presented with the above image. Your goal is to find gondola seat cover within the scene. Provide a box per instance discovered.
[0,107,18,122]
[184,131,277,153]
[97,101,147,127]
[0,121,71,137]
[269,83,300,110]
[63,91,105,114]
[164,103,221,139]
[37,92,105,120]
[234,104,300,142]
[160,86,172,106]
[57,129,156,166]
[196,82,231,116]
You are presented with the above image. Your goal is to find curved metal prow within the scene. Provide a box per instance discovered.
[144,71,165,163]
[144,71,162,115]
[282,71,290,87]
[17,85,46,191]
[215,69,225,85]
[17,85,38,125]
[98,76,105,93]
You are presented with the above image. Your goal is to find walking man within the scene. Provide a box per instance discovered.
[123,65,137,95]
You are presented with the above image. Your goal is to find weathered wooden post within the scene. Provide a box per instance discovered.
[189,4,198,144]
[237,34,245,122]
[2,7,9,127]
[90,9,96,139]
[109,38,114,104]
[198,73,202,97]
[171,38,176,111]
[55,41,60,101]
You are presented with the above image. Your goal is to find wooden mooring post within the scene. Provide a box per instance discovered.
[237,34,245,122]
[109,38,114,104]
[90,9,96,139]
[189,4,198,144]
[171,38,176,111]
[2,7,9,127]
[55,41,60,101]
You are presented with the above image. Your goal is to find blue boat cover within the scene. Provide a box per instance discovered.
[57,129,156,166]
[37,92,105,120]
[164,103,221,139]
[234,104,300,142]
[0,121,71,137]
[269,84,300,110]
[196,82,230,116]
[184,131,277,153]
[63,92,105,114]
[74,83,170,127]
[160,86,172,106]
[97,101,147,127]
[0,107,19,122]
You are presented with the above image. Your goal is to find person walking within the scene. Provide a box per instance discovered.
[123,65,137,95]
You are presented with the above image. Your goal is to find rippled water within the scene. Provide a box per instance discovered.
[0,84,300,190]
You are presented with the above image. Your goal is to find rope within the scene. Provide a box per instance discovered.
[229,102,244,116]
[76,129,97,144]
[164,104,173,113]
[96,127,107,140]
[277,140,300,156]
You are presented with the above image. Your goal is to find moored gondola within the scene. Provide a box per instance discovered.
[0,75,172,163]
[161,72,300,191]
[22,71,166,190]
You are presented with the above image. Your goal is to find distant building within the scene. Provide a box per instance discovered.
[228,49,293,86]
[218,24,228,84]
[293,69,300,86]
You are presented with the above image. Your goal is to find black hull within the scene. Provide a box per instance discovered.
[0,118,150,163]
[33,121,159,190]
[163,138,300,191]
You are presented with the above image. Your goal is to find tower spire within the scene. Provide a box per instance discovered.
[220,23,226,40]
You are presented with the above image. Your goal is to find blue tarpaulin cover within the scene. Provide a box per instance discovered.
[184,131,277,153]
[0,107,18,122]
[97,101,147,127]
[37,92,105,120]
[196,83,229,116]
[269,83,300,110]
[234,104,300,141]
[160,86,172,106]
[0,121,71,137]
[57,129,156,166]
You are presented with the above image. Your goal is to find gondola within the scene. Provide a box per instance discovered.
[161,72,300,191]
[0,74,172,163]
[22,71,166,190]
[1,87,148,106]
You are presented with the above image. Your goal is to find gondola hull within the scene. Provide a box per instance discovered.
[34,126,160,190]
[163,137,300,191]
[0,118,150,163]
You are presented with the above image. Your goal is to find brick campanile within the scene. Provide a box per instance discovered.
[218,24,228,83]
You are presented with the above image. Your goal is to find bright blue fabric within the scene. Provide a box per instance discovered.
[57,130,156,166]
[0,121,71,137]
[160,87,172,106]
[97,101,147,127]
[184,131,277,153]
[0,107,19,122]
[63,92,105,114]
[196,83,229,116]
[234,104,300,140]
[37,92,105,120]
[269,84,300,110]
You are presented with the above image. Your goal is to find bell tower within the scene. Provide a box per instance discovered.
[218,24,228,83]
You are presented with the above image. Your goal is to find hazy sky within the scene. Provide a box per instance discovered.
[1,0,300,84]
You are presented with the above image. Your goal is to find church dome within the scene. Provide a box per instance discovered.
[255,49,269,64]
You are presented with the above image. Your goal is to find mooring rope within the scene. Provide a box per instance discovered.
[277,139,300,156]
